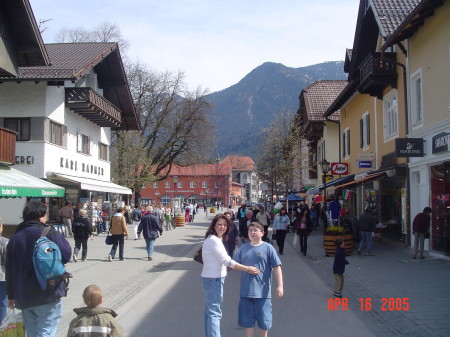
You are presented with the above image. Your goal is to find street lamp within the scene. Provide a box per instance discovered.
[173,175,178,216]
[320,159,331,228]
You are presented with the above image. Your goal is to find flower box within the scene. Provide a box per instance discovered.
[323,226,353,256]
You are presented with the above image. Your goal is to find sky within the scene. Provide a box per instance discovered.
[30,0,359,93]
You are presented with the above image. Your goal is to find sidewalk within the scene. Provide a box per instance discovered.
[287,229,450,337]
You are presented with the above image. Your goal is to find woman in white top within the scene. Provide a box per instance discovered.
[201,214,259,337]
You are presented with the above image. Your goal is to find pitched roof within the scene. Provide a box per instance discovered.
[169,164,232,176]
[300,80,348,121]
[220,155,255,172]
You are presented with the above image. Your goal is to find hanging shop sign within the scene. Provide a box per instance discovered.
[322,174,333,183]
[432,132,449,154]
[395,138,424,157]
[330,163,349,175]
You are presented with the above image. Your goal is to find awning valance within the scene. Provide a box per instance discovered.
[50,173,132,194]
[334,172,385,189]
[0,166,65,197]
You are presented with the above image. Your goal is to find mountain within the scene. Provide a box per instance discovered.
[205,61,346,159]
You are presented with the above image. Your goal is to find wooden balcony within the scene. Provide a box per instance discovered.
[358,52,397,99]
[305,123,324,141]
[0,128,17,165]
[65,88,122,128]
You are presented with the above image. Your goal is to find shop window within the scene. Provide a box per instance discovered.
[383,90,398,141]
[4,118,30,141]
[77,133,90,155]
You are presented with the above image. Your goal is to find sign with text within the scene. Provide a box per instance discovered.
[358,161,372,168]
[330,162,349,175]
[432,132,449,154]
[322,174,333,183]
[358,152,374,161]
[395,138,424,157]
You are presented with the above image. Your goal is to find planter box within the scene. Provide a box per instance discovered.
[323,233,353,256]
[175,215,185,227]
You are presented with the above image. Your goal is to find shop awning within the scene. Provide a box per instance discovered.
[0,166,65,197]
[50,173,132,194]
[334,172,385,189]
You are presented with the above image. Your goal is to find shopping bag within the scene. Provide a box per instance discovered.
[0,308,25,337]
[105,235,114,245]
[194,246,203,264]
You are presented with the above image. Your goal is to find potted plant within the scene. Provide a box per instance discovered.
[323,226,353,256]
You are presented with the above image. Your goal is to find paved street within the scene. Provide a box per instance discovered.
[56,211,450,337]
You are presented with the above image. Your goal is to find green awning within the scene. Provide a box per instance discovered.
[0,166,65,197]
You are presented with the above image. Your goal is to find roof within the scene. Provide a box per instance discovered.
[220,155,255,172]
[169,164,232,177]
[299,80,348,121]
[0,166,64,197]
[1,42,139,130]
[324,81,359,117]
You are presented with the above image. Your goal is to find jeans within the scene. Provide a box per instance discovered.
[22,301,62,337]
[359,231,373,254]
[413,232,425,258]
[0,282,6,323]
[109,235,125,260]
[145,238,156,257]
[74,237,88,261]
[202,277,224,337]
[62,218,72,237]
[299,230,308,255]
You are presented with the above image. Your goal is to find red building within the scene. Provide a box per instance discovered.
[140,164,242,207]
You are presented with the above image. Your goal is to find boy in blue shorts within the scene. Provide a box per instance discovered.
[234,221,283,337]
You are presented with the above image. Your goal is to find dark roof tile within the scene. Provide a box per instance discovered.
[370,0,421,36]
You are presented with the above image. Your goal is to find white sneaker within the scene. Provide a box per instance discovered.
[73,254,77,263]
[107,255,112,262]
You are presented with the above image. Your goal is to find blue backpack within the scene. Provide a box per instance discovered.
[33,227,66,291]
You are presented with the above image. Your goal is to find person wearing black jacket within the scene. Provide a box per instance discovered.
[137,206,163,261]
[72,209,93,262]
[294,209,312,256]
[6,201,71,337]
[333,239,349,298]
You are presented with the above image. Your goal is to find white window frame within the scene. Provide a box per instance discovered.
[152,182,158,188]
[343,128,350,159]
[165,181,170,188]
[190,181,195,188]
[202,181,207,188]
[77,133,90,155]
[177,182,183,188]
[383,89,399,141]
[410,69,423,129]
[361,112,370,149]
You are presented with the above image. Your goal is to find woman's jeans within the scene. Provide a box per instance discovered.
[109,234,125,260]
[145,238,156,257]
[74,237,88,260]
[22,301,62,337]
[0,281,6,323]
[275,230,287,254]
[298,230,308,254]
[202,277,225,337]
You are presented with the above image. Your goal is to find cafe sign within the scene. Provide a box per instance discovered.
[395,138,424,157]
[432,132,450,154]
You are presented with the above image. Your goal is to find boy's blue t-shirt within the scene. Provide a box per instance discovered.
[234,242,281,299]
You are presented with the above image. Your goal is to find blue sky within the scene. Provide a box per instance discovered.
[30,0,359,92]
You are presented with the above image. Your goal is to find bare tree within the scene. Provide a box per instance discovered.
[55,27,92,43]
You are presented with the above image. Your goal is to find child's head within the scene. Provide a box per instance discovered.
[334,239,344,248]
[83,285,103,308]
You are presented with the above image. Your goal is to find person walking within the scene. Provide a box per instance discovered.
[234,221,283,337]
[412,207,432,259]
[357,207,377,256]
[59,201,73,237]
[72,209,93,262]
[295,209,312,256]
[333,239,349,298]
[310,203,319,230]
[255,205,271,242]
[137,205,163,261]
[272,207,290,255]
[131,205,142,239]
[223,212,238,258]
[239,210,254,244]
[201,214,259,337]
[6,201,71,337]
[107,207,128,262]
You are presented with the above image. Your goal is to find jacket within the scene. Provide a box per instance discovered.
[333,247,349,274]
[72,216,93,239]
[293,216,312,234]
[358,213,376,232]
[412,212,430,233]
[137,212,163,240]
[5,220,71,309]
[67,307,124,337]
[109,214,128,236]
[272,214,290,230]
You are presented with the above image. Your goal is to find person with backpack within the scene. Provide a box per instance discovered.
[5,201,71,337]
[72,209,93,262]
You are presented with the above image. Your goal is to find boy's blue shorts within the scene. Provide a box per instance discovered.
[238,297,272,330]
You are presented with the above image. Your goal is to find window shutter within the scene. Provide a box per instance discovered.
[342,133,346,157]
[360,119,363,148]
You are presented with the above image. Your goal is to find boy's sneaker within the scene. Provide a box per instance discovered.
[334,292,342,298]
[73,254,77,263]
[107,255,112,262]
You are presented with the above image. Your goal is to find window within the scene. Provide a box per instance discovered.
[4,118,30,141]
[153,182,158,188]
[77,133,90,155]
[165,181,170,188]
[410,69,423,128]
[202,181,207,188]
[214,182,219,188]
[190,181,195,188]
[383,90,398,140]
[99,143,109,161]
[360,113,370,149]
[177,182,183,188]
[343,128,350,158]
[51,121,64,146]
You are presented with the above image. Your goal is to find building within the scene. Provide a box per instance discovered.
[220,155,257,203]
[0,42,139,223]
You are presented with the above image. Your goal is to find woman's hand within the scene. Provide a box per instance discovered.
[247,266,260,275]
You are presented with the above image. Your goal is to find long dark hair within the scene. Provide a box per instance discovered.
[205,214,230,242]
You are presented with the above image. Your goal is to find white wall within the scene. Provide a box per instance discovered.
[0,198,27,225]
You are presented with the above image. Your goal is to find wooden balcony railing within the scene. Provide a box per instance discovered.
[65,87,122,128]
[0,128,17,165]
[359,52,397,99]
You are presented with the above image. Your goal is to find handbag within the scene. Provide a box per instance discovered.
[194,246,203,264]
[105,234,113,245]
[0,308,25,337]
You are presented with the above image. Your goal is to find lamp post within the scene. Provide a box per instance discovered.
[173,175,178,216]
[320,159,331,228]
